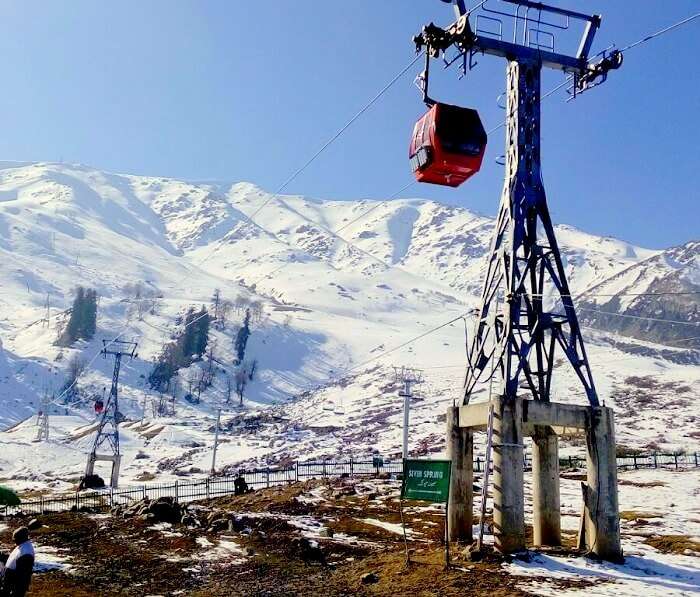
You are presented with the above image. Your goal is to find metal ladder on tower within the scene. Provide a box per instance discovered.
[476,402,495,552]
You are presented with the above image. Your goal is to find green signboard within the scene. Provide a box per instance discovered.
[401,459,451,503]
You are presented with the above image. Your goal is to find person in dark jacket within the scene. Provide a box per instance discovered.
[234,472,249,495]
[0,527,35,597]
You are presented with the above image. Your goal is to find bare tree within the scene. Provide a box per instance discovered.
[250,300,264,324]
[67,354,86,383]
[224,373,233,404]
[234,367,248,406]
[62,354,86,401]
[234,296,249,315]
[218,299,232,330]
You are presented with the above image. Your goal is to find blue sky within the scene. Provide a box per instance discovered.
[0,1,697,249]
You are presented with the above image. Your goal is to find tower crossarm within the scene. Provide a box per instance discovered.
[415,0,620,88]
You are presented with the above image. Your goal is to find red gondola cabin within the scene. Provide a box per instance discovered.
[409,102,487,187]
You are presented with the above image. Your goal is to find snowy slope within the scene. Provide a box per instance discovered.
[0,161,696,492]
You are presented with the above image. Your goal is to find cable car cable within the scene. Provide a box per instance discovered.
[618,11,700,54]
[247,53,424,223]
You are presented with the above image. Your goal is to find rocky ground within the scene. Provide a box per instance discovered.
[0,469,698,596]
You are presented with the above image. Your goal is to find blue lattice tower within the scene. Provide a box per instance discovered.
[84,339,137,488]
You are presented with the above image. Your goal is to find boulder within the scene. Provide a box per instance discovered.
[361,572,379,585]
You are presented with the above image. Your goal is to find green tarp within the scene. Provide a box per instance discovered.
[0,485,21,506]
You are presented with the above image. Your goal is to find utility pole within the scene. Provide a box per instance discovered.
[42,293,51,328]
[211,407,222,475]
[394,366,423,460]
[35,392,50,442]
[84,339,137,489]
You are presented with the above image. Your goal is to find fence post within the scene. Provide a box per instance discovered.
[322,461,327,478]
[206,478,210,500]
[674,454,678,469]
[695,452,698,468]
[350,457,354,477]
[175,480,179,503]
[295,461,299,482]
[633,455,638,470]
[266,468,270,488]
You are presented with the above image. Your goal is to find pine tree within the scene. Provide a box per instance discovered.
[81,289,97,339]
[194,306,209,356]
[180,308,198,358]
[57,286,98,346]
[234,309,251,365]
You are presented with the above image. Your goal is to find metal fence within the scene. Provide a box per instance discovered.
[0,459,401,517]
[1,453,697,517]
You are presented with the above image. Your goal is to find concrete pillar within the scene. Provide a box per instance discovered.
[111,455,122,489]
[493,396,525,553]
[446,406,473,543]
[585,406,622,562]
[532,426,561,546]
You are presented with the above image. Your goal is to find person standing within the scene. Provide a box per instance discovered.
[0,527,35,597]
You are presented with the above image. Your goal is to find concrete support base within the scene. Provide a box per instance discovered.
[492,397,525,553]
[85,453,122,489]
[447,406,473,542]
[449,397,622,562]
[532,426,561,546]
[585,407,622,561]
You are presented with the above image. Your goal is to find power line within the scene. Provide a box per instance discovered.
[294,312,470,396]
[578,306,699,328]
[521,290,700,299]
[334,180,416,236]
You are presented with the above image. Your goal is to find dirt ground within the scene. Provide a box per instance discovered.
[1,477,598,597]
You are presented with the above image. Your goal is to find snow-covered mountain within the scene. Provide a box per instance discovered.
[578,240,700,350]
[0,161,697,493]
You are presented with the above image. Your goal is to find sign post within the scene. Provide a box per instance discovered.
[401,458,452,567]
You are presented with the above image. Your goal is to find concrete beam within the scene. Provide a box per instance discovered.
[523,423,586,437]
[457,401,491,429]
[446,406,473,542]
[523,400,588,429]
[459,399,588,431]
